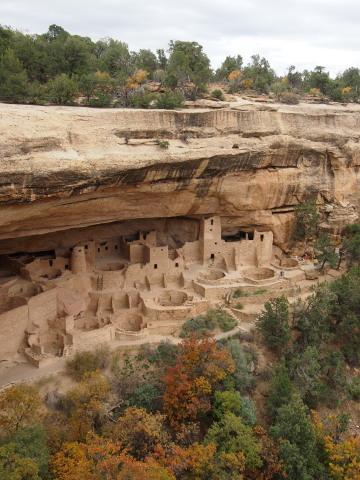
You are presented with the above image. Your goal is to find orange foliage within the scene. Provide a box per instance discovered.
[163,336,234,429]
[51,433,174,480]
[251,426,286,480]
[0,384,42,435]
[242,78,253,89]
[324,435,360,480]
[228,69,242,82]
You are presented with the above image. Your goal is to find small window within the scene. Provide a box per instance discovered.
[175,262,179,267]
[65,264,69,270]
[85,245,88,250]
[211,219,214,225]
[260,234,264,242]
[97,248,100,253]
[154,264,158,269]
[49,260,53,266]
[215,242,218,245]
[105,246,108,251]
[248,232,254,240]
[210,254,215,260]
[210,229,213,232]
[115,245,118,250]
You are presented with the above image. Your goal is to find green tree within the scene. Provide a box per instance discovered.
[1,425,49,478]
[99,39,132,79]
[288,346,325,408]
[314,233,339,270]
[242,54,275,93]
[343,224,360,265]
[216,55,243,80]
[213,390,257,426]
[48,73,78,104]
[293,199,319,242]
[267,361,294,420]
[0,443,40,480]
[134,49,158,75]
[293,285,335,348]
[270,394,323,480]
[257,296,290,353]
[0,49,28,102]
[205,412,262,472]
[165,41,211,95]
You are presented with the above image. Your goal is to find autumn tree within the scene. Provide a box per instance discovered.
[0,384,42,436]
[108,407,169,460]
[62,372,110,441]
[163,337,234,429]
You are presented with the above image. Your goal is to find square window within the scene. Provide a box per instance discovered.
[210,254,215,260]
[175,262,179,267]
[154,264,158,269]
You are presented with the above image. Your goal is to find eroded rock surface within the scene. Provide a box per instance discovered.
[0,101,360,253]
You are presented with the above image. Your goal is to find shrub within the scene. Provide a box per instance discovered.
[234,302,244,310]
[155,91,184,109]
[348,377,360,400]
[225,339,256,393]
[47,73,78,105]
[88,93,112,108]
[155,139,170,149]
[129,90,157,109]
[279,91,299,104]
[180,309,237,337]
[211,89,225,100]
[66,345,110,381]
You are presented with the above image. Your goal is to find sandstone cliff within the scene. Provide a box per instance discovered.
[0,101,359,254]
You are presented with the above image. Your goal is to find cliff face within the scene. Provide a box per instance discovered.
[0,101,359,253]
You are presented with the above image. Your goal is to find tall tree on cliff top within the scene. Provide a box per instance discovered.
[165,41,212,96]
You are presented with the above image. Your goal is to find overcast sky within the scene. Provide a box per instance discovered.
[1,0,359,75]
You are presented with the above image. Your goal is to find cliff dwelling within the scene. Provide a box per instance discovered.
[0,215,306,367]
[0,102,359,370]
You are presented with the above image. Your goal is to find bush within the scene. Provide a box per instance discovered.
[88,93,112,108]
[279,91,299,104]
[66,346,110,381]
[47,73,78,105]
[348,377,360,400]
[155,90,184,109]
[211,89,225,100]
[155,139,170,149]
[180,309,237,337]
[129,90,157,109]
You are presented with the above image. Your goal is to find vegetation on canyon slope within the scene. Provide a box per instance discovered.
[1,24,360,107]
[0,222,359,478]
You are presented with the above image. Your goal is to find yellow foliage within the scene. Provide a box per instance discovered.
[342,86,352,95]
[94,70,111,81]
[126,69,149,90]
[325,435,360,480]
[242,78,253,89]
[0,384,42,435]
[228,69,242,82]
[133,69,149,84]
[309,87,321,96]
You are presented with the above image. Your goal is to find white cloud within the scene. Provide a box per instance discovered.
[1,0,359,75]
